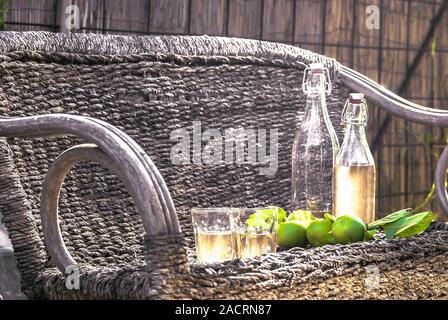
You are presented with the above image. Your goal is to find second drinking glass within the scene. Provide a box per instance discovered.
[233,207,278,259]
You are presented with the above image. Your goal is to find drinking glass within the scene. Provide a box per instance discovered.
[234,207,278,259]
[191,207,240,263]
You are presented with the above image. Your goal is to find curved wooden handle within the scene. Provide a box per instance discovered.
[340,66,448,127]
[435,146,448,218]
[41,144,128,271]
[0,114,180,271]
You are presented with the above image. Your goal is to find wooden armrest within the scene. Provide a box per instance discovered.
[0,114,180,272]
[341,66,448,126]
[435,148,448,218]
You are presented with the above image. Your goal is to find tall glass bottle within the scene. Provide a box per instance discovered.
[333,93,376,223]
[292,63,339,217]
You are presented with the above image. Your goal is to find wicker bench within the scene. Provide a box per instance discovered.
[0,31,446,299]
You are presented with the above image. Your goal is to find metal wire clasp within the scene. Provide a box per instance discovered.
[301,64,332,95]
[341,96,368,126]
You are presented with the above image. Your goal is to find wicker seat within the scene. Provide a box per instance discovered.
[0,31,447,299]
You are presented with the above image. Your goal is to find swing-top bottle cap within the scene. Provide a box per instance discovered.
[303,62,331,95]
[309,63,325,73]
[349,93,364,104]
[342,93,368,126]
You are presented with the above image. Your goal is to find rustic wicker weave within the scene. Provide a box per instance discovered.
[0,32,447,300]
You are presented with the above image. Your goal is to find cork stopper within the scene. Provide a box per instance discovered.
[349,93,364,104]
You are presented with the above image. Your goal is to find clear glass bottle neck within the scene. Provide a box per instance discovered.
[301,73,339,153]
[304,72,326,94]
[306,90,326,105]
[345,122,366,136]
[337,123,374,166]
[304,73,328,114]
[341,100,369,146]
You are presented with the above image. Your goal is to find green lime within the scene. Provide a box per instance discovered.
[277,220,307,248]
[332,215,367,244]
[325,232,337,245]
[306,219,333,247]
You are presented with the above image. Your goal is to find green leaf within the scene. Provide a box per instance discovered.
[382,211,436,239]
[245,207,285,229]
[394,211,436,238]
[368,208,412,230]
[276,207,287,224]
[247,208,272,221]
[288,210,315,222]
[323,213,336,224]
[287,210,316,228]
[254,207,286,224]
[245,215,269,229]
[364,229,377,241]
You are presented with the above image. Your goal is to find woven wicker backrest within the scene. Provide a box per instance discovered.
[0,32,343,287]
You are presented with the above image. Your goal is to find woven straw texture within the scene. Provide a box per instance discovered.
[0,32,446,300]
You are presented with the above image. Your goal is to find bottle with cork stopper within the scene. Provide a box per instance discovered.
[333,93,376,223]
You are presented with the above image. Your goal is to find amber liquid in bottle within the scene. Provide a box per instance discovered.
[333,164,376,223]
